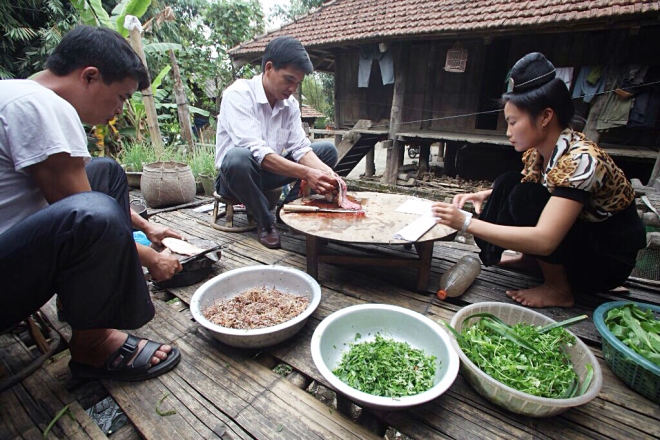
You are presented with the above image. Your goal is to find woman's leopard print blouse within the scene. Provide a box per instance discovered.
[520,129,635,222]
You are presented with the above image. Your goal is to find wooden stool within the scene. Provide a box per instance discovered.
[209,188,283,233]
[210,192,257,232]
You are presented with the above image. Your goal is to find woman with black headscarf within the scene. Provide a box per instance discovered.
[432,52,645,308]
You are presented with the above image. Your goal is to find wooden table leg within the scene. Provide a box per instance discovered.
[305,234,320,279]
[414,241,434,291]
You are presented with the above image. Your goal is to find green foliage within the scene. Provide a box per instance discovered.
[173,0,264,111]
[115,141,157,171]
[111,0,152,37]
[448,313,589,399]
[269,0,323,23]
[1,0,77,79]
[332,333,437,398]
[605,303,660,366]
[188,144,216,179]
[302,73,335,127]
[70,0,113,28]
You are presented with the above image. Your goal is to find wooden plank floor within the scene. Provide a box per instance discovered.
[2,197,659,439]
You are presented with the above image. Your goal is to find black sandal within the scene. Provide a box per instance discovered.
[69,334,181,382]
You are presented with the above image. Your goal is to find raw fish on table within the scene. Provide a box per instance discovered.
[299,172,362,211]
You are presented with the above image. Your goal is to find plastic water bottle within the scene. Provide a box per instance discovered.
[437,255,481,300]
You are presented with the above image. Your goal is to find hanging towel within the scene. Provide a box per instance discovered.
[358,44,395,88]
[572,66,607,103]
[555,67,574,91]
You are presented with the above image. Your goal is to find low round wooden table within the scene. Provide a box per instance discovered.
[280,191,456,291]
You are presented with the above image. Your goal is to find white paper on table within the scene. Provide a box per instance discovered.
[395,199,434,216]
[393,215,437,242]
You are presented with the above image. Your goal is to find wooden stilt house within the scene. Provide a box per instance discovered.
[230,0,660,184]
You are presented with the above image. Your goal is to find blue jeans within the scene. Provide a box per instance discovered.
[0,158,153,332]
[215,141,338,228]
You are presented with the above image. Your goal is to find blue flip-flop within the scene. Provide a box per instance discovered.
[69,334,181,382]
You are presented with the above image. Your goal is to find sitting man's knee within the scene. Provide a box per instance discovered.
[312,141,338,167]
[66,192,129,229]
[221,148,256,174]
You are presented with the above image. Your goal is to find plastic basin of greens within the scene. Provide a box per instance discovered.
[311,304,459,410]
[593,301,660,403]
[190,265,321,348]
[449,302,602,417]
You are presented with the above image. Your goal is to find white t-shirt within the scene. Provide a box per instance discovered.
[0,80,89,235]
[215,74,312,169]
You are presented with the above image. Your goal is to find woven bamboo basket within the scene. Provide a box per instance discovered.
[141,161,196,208]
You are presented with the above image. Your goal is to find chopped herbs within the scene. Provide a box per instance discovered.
[446,313,588,399]
[605,303,660,367]
[332,333,437,397]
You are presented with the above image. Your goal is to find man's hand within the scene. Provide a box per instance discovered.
[130,209,183,246]
[303,168,337,195]
[137,244,182,282]
[143,222,183,246]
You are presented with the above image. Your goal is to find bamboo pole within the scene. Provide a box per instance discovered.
[168,49,194,149]
[128,26,164,156]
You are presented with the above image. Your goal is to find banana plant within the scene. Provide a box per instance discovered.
[70,0,150,35]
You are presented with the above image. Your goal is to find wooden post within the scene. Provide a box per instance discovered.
[168,49,194,149]
[128,26,164,156]
[421,42,437,131]
[419,141,432,174]
[417,42,438,175]
[365,147,376,177]
[384,43,410,185]
[333,55,342,147]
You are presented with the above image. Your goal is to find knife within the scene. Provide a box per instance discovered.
[179,244,223,265]
[283,205,363,213]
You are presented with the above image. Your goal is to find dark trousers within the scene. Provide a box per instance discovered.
[216,141,338,228]
[477,171,645,294]
[0,158,153,332]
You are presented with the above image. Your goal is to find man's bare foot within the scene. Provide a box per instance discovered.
[69,329,171,368]
[497,252,542,276]
[505,284,574,308]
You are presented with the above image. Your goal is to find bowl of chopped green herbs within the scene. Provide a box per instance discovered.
[310,304,459,410]
[594,301,659,403]
[447,302,602,417]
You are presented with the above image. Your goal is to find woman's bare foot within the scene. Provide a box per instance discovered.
[506,284,574,308]
[69,328,172,368]
[505,259,574,307]
[497,252,542,276]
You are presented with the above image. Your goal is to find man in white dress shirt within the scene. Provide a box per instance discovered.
[215,36,338,249]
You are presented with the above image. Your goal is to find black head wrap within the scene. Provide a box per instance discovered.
[507,52,556,93]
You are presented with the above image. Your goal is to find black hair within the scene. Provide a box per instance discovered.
[261,36,314,74]
[46,25,150,90]
[501,52,574,128]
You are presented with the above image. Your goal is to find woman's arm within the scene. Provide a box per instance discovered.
[433,196,583,256]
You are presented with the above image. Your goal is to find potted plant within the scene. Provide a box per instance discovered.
[115,141,157,188]
[189,144,217,197]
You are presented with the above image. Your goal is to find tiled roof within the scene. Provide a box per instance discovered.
[301,104,325,119]
[231,0,660,56]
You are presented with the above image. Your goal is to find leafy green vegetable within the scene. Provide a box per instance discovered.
[332,333,437,398]
[604,303,660,366]
[448,314,589,399]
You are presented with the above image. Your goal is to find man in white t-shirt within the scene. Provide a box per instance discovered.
[215,36,338,249]
[0,26,181,381]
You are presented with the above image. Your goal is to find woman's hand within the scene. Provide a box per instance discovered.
[431,202,470,231]
[452,189,492,214]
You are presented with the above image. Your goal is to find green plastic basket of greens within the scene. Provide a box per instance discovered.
[593,301,660,403]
